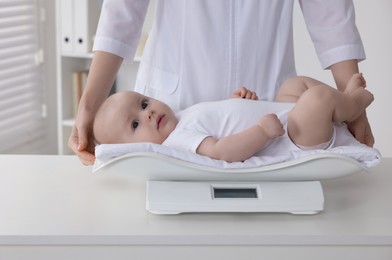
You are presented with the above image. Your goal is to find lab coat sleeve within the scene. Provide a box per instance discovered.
[299,0,366,69]
[93,0,150,61]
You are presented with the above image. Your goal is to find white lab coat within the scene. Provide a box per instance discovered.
[94,0,365,111]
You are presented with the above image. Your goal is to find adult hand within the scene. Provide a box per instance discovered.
[347,112,374,147]
[330,61,375,147]
[231,87,258,100]
[68,115,96,165]
[67,51,123,165]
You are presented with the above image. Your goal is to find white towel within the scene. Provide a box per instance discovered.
[95,123,381,169]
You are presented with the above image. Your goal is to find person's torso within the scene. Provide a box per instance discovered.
[135,0,297,111]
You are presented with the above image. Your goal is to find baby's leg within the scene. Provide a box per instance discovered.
[287,73,373,147]
[275,76,328,103]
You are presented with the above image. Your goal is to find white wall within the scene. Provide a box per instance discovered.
[293,0,392,157]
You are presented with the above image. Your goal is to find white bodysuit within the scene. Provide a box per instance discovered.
[94,0,365,111]
[162,99,338,157]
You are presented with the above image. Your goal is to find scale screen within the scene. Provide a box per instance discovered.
[213,188,258,199]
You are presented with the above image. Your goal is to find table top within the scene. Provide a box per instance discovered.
[0,155,391,246]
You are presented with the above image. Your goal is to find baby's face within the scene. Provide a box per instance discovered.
[94,91,178,144]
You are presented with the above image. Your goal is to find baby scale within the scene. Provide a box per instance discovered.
[93,152,367,215]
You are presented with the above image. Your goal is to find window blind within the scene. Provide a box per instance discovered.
[0,0,45,152]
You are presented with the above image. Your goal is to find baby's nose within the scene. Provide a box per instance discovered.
[145,109,155,120]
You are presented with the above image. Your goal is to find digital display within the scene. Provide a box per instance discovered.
[213,188,258,199]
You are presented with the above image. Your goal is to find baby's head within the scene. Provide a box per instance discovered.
[93,91,178,144]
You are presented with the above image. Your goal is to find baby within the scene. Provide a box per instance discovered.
[93,73,373,162]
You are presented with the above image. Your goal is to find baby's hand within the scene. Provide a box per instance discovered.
[257,114,285,138]
[231,87,258,100]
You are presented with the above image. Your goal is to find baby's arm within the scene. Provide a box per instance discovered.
[196,114,284,162]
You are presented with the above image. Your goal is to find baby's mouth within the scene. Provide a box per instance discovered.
[157,115,164,129]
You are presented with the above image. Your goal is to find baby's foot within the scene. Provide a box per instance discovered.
[345,73,374,119]
[345,72,367,93]
[257,114,285,139]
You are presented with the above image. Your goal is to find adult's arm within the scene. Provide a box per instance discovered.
[330,60,374,147]
[299,0,365,70]
[93,0,150,61]
[68,52,123,165]
[69,0,150,164]
[299,0,373,146]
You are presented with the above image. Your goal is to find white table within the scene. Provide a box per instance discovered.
[0,155,391,260]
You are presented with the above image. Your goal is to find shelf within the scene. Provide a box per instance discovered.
[61,52,94,59]
[62,118,75,127]
[134,55,142,62]
[62,52,142,62]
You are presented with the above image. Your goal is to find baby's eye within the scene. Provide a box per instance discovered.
[141,100,148,109]
[132,120,139,129]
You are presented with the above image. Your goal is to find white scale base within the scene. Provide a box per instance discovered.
[146,180,324,215]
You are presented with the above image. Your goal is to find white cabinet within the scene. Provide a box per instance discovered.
[55,0,154,154]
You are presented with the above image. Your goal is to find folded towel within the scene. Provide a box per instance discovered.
[95,123,381,169]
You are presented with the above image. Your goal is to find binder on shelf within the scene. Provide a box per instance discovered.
[59,0,74,53]
[72,70,88,117]
[74,0,101,54]
[59,0,101,55]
